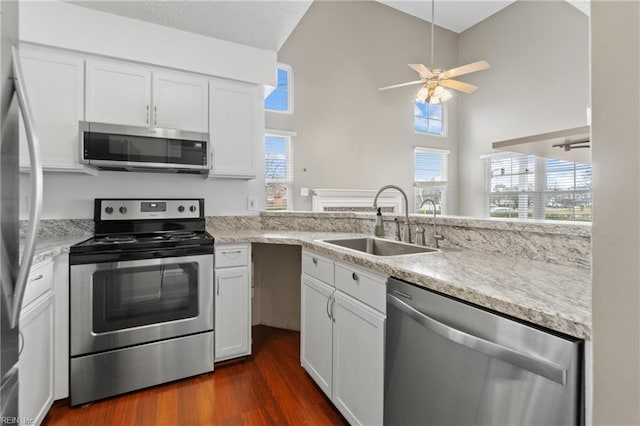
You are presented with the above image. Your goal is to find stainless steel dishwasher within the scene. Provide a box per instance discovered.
[385,278,584,426]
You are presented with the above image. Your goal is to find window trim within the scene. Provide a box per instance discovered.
[413,101,447,137]
[265,130,295,210]
[265,63,293,115]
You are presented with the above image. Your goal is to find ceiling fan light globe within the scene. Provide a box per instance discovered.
[440,88,453,102]
[415,86,429,103]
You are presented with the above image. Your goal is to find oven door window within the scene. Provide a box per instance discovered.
[92,262,198,333]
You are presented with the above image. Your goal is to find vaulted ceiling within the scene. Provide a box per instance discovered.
[69,0,590,51]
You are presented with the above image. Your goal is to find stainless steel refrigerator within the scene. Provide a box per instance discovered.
[1,0,43,419]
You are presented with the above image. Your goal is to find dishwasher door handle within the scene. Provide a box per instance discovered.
[387,293,567,385]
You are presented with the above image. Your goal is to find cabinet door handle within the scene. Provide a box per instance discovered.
[18,331,24,356]
[29,274,44,282]
[312,257,318,265]
[331,296,336,322]
[146,105,149,125]
[216,276,220,296]
[154,105,157,126]
[326,294,332,320]
[352,272,359,281]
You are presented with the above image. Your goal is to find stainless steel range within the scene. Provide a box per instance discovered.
[69,198,214,406]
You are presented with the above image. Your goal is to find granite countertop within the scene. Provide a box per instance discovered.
[21,235,91,265]
[212,229,591,339]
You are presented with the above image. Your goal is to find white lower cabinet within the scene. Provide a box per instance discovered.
[332,291,385,425]
[301,275,334,396]
[19,259,55,424]
[301,249,386,426]
[19,292,54,425]
[215,244,252,361]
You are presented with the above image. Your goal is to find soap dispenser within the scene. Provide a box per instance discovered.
[374,207,385,237]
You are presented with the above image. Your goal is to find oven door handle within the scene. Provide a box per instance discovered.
[11,46,43,329]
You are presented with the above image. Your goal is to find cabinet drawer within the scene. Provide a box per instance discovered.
[215,244,249,268]
[23,259,54,308]
[302,251,334,286]
[335,261,386,314]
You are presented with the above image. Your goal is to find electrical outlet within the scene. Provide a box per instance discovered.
[301,188,309,197]
[247,196,257,211]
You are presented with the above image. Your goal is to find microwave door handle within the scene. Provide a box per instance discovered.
[10,46,44,329]
[387,293,567,385]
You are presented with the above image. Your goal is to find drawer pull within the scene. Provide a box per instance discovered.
[220,250,242,257]
[312,257,318,265]
[30,274,44,282]
[352,272,359,281]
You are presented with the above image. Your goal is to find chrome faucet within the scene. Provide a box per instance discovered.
[419,198,445,248]
[374,185,411,243]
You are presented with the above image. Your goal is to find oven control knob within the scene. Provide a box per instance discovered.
[189,205,197,213]
[119,206,128,214]
[105,206,113,215]
[178,205,185,213]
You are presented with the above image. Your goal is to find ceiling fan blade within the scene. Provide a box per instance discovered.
[408,64,434,79]
[378,80,425,91]
[439,79,478,94]
[443,60,490,79]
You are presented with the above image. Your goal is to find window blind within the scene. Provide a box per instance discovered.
[265,134,293,210]
[414,147,448,213]
[487,153,591,221]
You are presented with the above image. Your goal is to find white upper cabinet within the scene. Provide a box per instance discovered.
[153,71,208,132]
[86,60,208,132]
[18,47,91,173]
[209,79,262,179]
[86,60,152,127]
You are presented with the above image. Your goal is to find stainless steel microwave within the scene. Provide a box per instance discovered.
[79,121,209,174]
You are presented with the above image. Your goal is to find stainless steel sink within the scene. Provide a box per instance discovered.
[321,237,439,257]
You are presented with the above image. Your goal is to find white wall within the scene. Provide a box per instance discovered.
[20,169,265,219]
[267,1,460,213]
[457,1,589,217]
[591,1,640,423]
[20,1,276,86]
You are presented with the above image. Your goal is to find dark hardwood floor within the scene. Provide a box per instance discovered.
[44,326,348,426]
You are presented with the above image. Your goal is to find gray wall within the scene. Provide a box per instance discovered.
[457,1,589,217]
[267,1,459,213]
[591,1,640,423]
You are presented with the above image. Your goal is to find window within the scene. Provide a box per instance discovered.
[414,147,448,214]
[265,133,293,210]
[486,153,592,221]
[265,64,292,114]
[414,102,444,136]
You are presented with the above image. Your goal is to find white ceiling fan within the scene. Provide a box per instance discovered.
[379,0,490,104]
